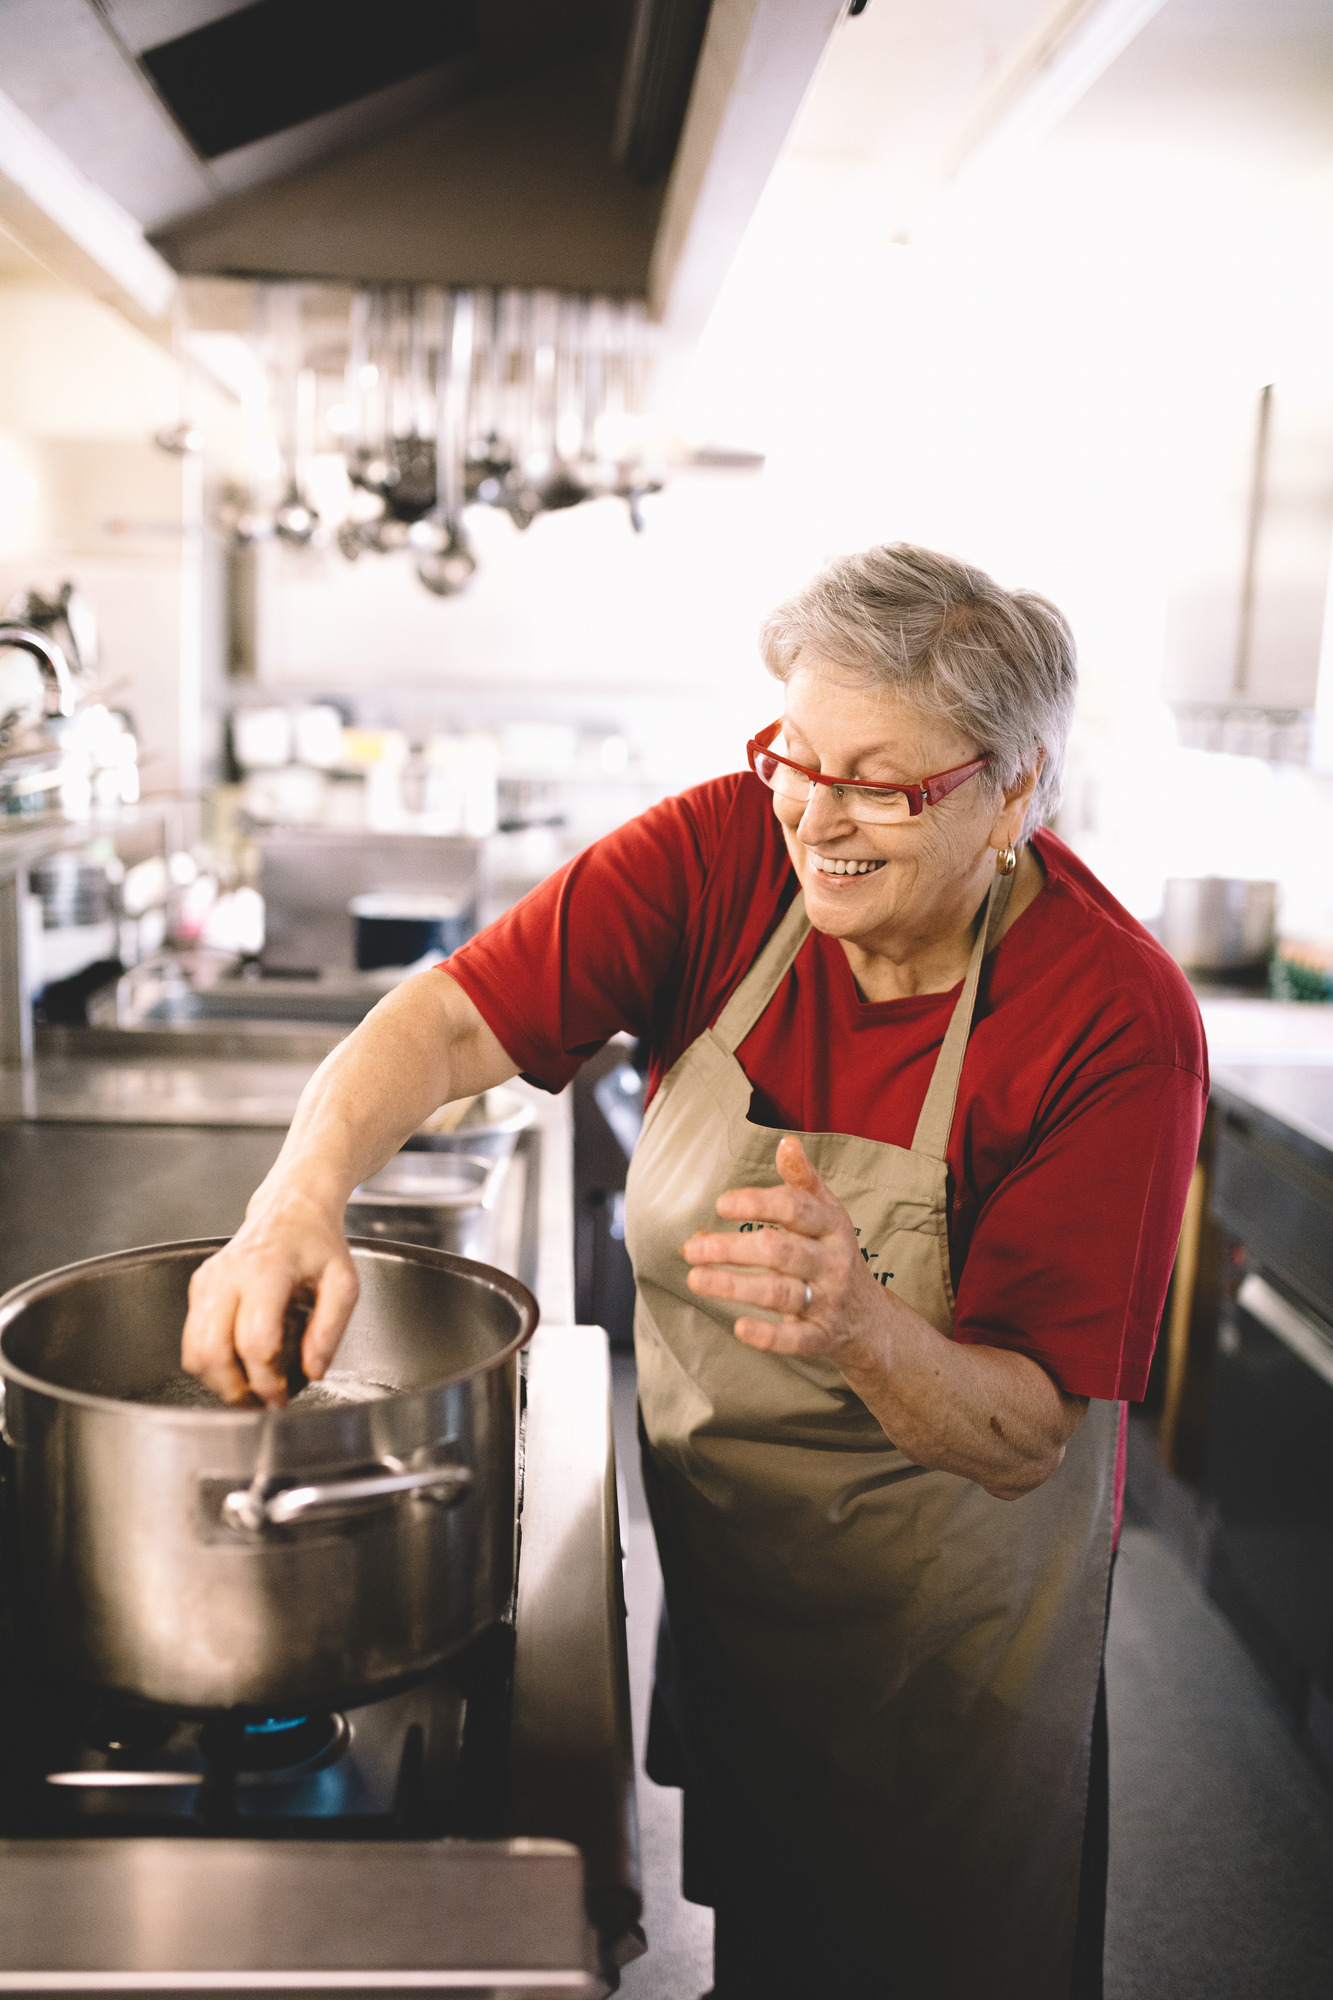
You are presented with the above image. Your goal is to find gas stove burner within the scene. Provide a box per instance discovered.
[87,1702,175,1759]
[202,1710,350,1778]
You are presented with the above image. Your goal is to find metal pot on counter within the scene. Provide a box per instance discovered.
[345,1150,505,1255]
[406,1083,537,1159]
[0,1239,537,1712]
[1161,877,1279,975]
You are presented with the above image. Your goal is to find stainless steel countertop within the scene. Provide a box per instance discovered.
[1193,996,1333,1163]
[0,1053,573,1337]
[1210,1059,1333,1166]
[0,1050,328,1127]
[0,1837,600,1993]
[1198,994,1333,1062]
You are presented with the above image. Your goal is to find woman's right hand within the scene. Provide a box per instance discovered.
[179,969,518,1406]
[181,1183,360,1406]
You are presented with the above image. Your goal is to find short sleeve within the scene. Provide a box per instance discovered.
[951,1060,1206,1401]
[444,783,731,1092]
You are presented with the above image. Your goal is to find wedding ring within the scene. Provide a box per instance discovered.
[802,1282,814,1312]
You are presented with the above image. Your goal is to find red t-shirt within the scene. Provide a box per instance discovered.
[448,774,1207,1405]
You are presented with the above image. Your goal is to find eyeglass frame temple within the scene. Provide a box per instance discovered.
[746,721,991,818]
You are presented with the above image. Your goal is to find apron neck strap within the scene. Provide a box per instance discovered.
[911,869,1016,1160]
[711,865,1016,1139]
[713,891,811,1054]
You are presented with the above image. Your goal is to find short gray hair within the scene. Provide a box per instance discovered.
[759,543,1077,838]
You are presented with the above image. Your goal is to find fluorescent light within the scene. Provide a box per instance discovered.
[0,85,176,322]
[940,0,1170,186]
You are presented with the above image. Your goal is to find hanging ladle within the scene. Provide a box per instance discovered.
[417,290,477,596]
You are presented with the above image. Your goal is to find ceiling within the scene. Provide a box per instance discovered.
[783,0,1333,221]
[0,0,710,289]
[0,226,54,281]
[1,0,1328,352]
[664,0,1333,458]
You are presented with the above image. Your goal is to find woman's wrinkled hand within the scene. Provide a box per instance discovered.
[682,1134,891,1362]
[180,1186,359,1407]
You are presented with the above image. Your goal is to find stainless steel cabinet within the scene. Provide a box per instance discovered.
[1206,1083,1333,1775]
[1164,380,1333,740]
[1205,1278,1333,1749]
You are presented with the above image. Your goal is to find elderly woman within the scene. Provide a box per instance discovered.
[183,544,1206,2000]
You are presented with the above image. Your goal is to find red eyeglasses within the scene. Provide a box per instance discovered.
[746,721,992,824]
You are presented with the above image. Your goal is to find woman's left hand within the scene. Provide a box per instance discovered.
[683,1132,1085,1497]
[683,1134,890,1362]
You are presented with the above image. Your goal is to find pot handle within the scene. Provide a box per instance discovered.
[222,1461,473,1533]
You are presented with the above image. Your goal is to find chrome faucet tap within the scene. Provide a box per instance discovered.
[0,624,76,723]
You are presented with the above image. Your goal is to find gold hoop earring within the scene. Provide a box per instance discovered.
[996,843,1018,876]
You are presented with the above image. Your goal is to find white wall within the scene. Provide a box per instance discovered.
[0,280,231,795]
[250,468,781,788]
[650,26,1333,948]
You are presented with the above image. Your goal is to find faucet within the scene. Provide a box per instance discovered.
[0,624,76,723]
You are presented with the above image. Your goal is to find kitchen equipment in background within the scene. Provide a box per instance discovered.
[408,1085,537,1161]
[1206,1273,1333,1776]
[1161,877,1279,976]
[269,287,321,548]
[272,478,319,547]
[0,1238,536,1713]
[0,647,53,752]
[107,953,396,1029]
[28,850,119,990]
[226,282,659,594]
[3,583,99,685]
[349,888,470,969]
[253,827,477,973]
[1166,381,1333,733]
[1,613,138,818]
[292,701,346,769]
[346,1152,506,1257]
[0,609,139,819]
[230,705,293,771]
[1202,1071,1333,1778]
[30,853,114,930]
[0,625,75,743]
[415,289,477,597]
[1173,703,1312,765]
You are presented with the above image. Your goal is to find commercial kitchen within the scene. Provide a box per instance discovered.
[1,3,1332,1997]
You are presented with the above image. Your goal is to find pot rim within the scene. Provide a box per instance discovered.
[0,1235,538,1424]
[408,1084,537,1147]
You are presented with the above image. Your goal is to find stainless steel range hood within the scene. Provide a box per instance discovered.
[0,0,847,344]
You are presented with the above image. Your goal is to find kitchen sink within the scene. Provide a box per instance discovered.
[101,955,407,1031]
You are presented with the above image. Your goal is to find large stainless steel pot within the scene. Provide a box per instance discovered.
[0,1239,537,1713]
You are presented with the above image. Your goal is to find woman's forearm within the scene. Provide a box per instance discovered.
[834,1299,1087,1500]
[250,969,518,1218]
[684,1132,1088,1502]
[182,971,518,1403]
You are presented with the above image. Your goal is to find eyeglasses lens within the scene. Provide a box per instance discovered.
[757,755,910,824]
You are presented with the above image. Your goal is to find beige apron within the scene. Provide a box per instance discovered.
[624,874,1118,2000]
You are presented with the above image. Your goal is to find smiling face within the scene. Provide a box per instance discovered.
[774,663,1036,970]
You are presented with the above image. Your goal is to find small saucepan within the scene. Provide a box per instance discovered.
[345,1151,507,1258]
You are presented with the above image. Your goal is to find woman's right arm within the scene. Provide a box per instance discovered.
[180,969,518,1406]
